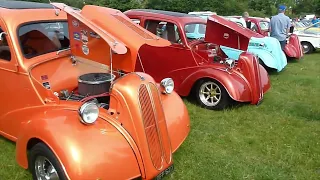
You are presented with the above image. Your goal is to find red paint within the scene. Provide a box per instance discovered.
[125,10,271,104]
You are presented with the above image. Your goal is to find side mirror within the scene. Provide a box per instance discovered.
[289,26,294,33]
[0,32,7,41]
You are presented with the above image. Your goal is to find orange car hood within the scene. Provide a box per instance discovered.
[205,15,262,51]
[52,3,170,72]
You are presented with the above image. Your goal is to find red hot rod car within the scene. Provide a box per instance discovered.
[124,9,271,110]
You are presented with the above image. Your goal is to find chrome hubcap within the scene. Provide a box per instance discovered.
[199,82,221,107]
[35,156,59,180]
[303,44,310,53]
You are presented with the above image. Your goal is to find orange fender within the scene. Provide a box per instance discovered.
[15,109,141,180]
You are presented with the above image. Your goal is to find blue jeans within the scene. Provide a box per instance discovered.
[279,40,286,50]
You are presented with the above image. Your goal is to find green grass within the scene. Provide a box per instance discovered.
[1,52,320,180]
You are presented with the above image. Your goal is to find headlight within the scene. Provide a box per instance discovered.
[79,102,99,124]
[225,58,235,69]
[160,78,174,94]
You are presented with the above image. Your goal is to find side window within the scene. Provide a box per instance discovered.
[145,20,182,44]
[131,19,141,25]
[251,23,258,32]
[18,22,70,59]
[0,28,11,61]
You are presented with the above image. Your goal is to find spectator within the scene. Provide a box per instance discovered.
[311,16,319,27]
[269,5,291,50]
[243,12,249,18]
[242,12,252,29]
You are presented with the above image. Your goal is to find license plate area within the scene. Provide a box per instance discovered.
[154,164,174,180]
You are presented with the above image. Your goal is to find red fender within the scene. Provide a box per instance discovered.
[285,34,303,59]
[177,67,252,102]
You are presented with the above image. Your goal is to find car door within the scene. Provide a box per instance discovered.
[137,17,196,87]
[0,20,42,139]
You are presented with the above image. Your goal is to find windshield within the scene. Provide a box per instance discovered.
[259,21,269,31]
[185,23,206,42]
[19,21,70,59]
[303,21,320,35]
[294,22,306,28]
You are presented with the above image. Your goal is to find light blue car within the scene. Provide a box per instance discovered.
[185,20,287,72]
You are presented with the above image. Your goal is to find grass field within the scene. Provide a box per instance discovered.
[0,52,319,180]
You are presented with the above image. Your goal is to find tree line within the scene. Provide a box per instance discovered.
[23,0,320,18]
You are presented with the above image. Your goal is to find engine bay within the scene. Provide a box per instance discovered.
[59,89,110,109]
[58,72,117,110]
[191,42,228,64]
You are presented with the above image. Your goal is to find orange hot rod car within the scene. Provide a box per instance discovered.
[0,1,190,180]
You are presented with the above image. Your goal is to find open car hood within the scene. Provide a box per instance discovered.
[205,15,263,51]
[52,3,170,72]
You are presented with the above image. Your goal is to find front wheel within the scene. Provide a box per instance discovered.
[301,42,313,54]
[195,80,232,110]
[29,143,67,180]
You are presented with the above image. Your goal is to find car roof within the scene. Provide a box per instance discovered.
[129,9,196,17]
[125,9,206,25]
[0,1,53,9]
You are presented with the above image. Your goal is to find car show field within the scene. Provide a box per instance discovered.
[1,51,319,179]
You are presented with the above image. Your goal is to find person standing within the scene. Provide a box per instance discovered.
[269,5,291,50]
[311,16,319,27]
[242,12,251,28]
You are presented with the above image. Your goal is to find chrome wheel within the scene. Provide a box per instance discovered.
[35,156,59,180]
[301,42,312,54]
[199,81,221,107]
[303,44,310,54]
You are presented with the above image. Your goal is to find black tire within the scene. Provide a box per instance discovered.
[194,79,232,110]
[301,42,313,54]
[28,143,67,180]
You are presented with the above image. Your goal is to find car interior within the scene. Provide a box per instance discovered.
[0,28,11,61]
[18,22,70,58]
[145,20,182,44]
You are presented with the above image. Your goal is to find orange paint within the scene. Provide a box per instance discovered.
[0,2,190,179]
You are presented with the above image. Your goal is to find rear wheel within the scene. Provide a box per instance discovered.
[301,42,313,54]
[29,143,67,180]
[194,79,232,110]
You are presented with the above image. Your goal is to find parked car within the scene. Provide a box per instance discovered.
[125,9,270,110]
[0,1,191,180]
[238,16,304,59]
[185,14,287,71]
[188,11,217,19]
[294,21,320,53]
[223,16,247,27]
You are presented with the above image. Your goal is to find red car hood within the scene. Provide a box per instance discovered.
[205,15,263,51]
[52,3,170,72]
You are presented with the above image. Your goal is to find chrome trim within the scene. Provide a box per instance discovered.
[78,102,99,125]
[56,47,71,55]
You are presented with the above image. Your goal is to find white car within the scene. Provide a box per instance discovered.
[188,11,216,19]
[294,21,320,53]
[223,16,247,27]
